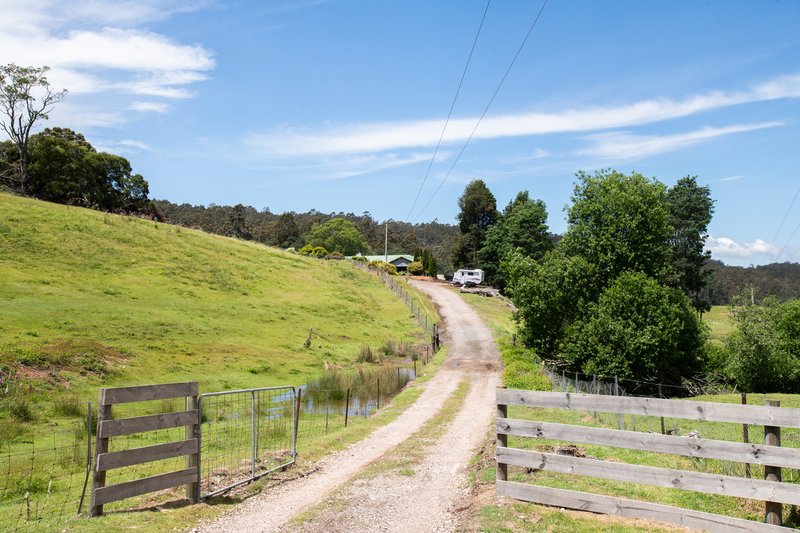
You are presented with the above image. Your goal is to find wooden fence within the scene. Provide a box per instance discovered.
[91,382,199,516]
[496,389,800,532]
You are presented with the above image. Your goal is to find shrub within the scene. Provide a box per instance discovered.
[9,397,35,422]
[563,271,706,385]
[380,339,412,357]
[311,246,328,258]
[326,251,344,260]
[724,297,800,393]
[298,244,315,255]
[352,255,368,263]
[369,260,398,275]
[407,261,424,275]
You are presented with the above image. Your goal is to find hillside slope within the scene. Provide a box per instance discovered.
[0,193,422,397]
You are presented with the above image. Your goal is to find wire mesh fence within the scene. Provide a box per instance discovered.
[0,401,93,532]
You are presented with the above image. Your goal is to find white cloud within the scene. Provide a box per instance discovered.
[94,138,154,154]
[715,175,747,182]
[706,236,779,259]
[578,123,781,160]
[0,0,214,126]
[243,73,800,156]
[130,101,171,113]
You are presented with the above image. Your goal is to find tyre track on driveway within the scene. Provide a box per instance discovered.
[198,281,499,533]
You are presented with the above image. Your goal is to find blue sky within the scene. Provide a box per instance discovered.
[2,1,800,266]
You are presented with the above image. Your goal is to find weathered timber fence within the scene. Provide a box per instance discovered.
[91,382,199,516]
[496,389,800,532]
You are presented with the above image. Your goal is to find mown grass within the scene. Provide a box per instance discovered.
[704,305,735,343]
[457,291,799,532]
[0,193,438,531]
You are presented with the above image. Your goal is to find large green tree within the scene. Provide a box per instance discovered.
[0,64,67,193]
[478,190,552,288]
[26,128,150,212]
[453,179,498,268]
[560,169,672,289]
[666,176,714,314]
[503,250,598,359]
[304,217,368,255]
[564,271,706,384]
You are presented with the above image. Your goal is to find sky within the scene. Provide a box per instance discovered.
[1,0,799,266]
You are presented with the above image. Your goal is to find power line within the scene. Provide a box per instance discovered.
[772,182,800,244]
[414,0,549,221]
[405,0,491,221]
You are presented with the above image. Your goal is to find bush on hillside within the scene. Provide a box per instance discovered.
[369,260,398,275]
[311,246,328,258]
[298,244,314,255]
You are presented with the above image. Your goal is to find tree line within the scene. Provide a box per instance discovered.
[153,199,459,273]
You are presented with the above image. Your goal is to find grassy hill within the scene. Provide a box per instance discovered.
[0,192,424,401]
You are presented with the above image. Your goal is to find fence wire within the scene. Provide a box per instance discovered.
[0,401,93,532]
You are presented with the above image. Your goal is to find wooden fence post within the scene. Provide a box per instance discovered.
[765,399,782,526]
[90,394,112,517]
[293,388,302,448]
[377,379,380,410]
[497,388,508,483]
[344,388,351,427]
[186,394,199,503]
[742,393,751,478]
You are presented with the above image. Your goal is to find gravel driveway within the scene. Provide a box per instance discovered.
[197,280,500,533]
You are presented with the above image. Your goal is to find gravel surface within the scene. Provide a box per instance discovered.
[197,281,499,533]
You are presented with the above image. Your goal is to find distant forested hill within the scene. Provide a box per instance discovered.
[154,199,460,274]
[705,259,800,304]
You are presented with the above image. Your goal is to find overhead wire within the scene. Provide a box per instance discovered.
[405,0,491,221]
[413,0,549,221]
[771,182,800,260]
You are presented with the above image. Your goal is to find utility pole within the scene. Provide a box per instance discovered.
[384,221,389,263]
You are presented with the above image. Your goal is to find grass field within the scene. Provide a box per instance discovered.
[0,193,437,531]
[0,193,425,399]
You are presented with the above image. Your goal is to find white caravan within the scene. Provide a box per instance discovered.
[451,268,484,286]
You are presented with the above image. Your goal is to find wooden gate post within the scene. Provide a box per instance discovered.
[765,399,782,526]
[186,394,199,503]
[90,398,112,516]
[496,388,508,482]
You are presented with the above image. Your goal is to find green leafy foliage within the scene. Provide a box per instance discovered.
[478,190,552,288]
[666,176,714,313]
[560,169,673,288]
[724,296,800,392]
[504,250,598,359]
[453,179,498,268]
[304,217,368,256]
[563,272,706,384]
[406,261,424,275]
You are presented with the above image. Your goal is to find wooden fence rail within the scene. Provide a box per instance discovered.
[91,382,199,516]
[496,389,800,532]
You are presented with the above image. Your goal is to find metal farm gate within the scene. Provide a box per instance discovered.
[197,386,298,499]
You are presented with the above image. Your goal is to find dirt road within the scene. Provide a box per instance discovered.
[198,281,499,533]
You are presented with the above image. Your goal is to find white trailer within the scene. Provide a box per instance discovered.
[451,268,484,286]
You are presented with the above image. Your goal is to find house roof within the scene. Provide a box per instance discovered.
[350,254,414,263]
